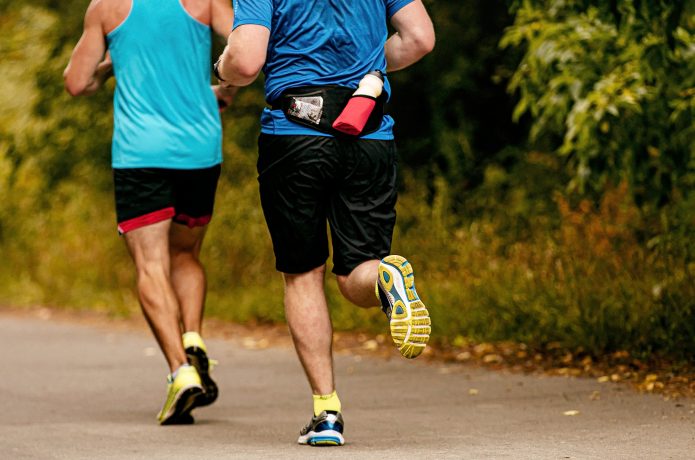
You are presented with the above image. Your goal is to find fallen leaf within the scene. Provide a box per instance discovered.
[563,410,580,416]
[597,376,610,383]
[468,388,479,395]
[452,335,468,347]
[483,354,503,364]
[363,340,378,351]
[474,343,495,355]
[456,351,472,362]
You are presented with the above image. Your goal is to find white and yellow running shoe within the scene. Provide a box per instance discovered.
[297,411,345,446]
[377,255,431,359]
[157,364,203,425]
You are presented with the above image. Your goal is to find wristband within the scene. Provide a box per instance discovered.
[213,59,225,82]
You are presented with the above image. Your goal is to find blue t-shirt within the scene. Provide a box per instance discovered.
[233,0,413,140]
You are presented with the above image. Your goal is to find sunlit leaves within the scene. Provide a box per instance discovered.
[503,0,694,206]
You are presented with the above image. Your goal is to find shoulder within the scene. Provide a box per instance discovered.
[93,0,134,34]
[181,0,212,25]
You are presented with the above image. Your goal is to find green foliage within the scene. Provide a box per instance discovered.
[390,1,522,200]
[0,1,693,361]
[502,0,695,207]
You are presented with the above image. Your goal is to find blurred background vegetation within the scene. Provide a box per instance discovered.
[0,0,693,361]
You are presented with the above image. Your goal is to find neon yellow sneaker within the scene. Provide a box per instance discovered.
[157,364,204,425]
[377,255,431,359]
[183,332,218,407]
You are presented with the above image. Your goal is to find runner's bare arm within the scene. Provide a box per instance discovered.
[215,25,270,87]
[210,0,239,105]
[211,0,234,40]
[64,0,112,97]
[385,0,435,73]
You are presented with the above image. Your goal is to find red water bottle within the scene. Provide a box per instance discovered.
[332,70,384,136]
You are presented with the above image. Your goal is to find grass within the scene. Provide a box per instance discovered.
[2,3,692,363]
[1,156,692,362]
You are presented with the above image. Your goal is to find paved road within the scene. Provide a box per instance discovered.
[1,313,693,459]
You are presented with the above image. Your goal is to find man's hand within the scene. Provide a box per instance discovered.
[90,52,114,91]
[213,84,238,112]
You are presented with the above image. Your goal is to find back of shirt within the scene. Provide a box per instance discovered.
[107,0,222,169]
[234,0,413,139]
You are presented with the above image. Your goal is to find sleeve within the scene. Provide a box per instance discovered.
[386,0,414,19]
[233,0,273,30]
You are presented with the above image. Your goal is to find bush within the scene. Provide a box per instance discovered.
[502,1,695,208]
[0,1,692,362]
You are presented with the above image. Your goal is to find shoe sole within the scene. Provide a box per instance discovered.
[298,430,345,446]
[160,385,203,425]
[378,255,431,359]
[186,347,218,407]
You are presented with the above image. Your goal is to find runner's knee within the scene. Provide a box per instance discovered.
[283,265,326,287]
[136,259,170,283]
[336,275,349,292]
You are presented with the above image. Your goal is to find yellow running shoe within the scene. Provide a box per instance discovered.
[157,364,203,425]
[183,332,218,407]
[377,255,432,359]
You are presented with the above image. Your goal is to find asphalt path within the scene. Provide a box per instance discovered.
[1,312,693,459]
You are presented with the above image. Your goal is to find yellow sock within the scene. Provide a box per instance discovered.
[313,391,341,416]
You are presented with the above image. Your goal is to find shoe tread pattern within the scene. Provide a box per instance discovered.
[380,255,431,359]
[160,386,203,425]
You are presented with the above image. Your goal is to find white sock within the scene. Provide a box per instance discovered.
[171,363,191,380]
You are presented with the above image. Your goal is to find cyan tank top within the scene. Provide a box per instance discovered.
[107,0,222,169]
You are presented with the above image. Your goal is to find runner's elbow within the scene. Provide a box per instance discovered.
[411,26,435,56]
[228,60,263,86]
[64,72,87,97]
[237,62,262,82]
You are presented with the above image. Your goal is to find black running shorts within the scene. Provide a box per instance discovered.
[257,134,397,275]
[113,165,221,234]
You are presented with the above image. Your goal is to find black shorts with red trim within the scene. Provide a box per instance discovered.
[114,165,221,234]
[257,134,397,276]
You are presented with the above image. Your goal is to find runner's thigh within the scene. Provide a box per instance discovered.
[171,164,221,228]
[257,134,338,274]
[113,168,175,234]
[328,139,397,276]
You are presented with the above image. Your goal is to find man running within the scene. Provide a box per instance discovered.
[63,0,236,424]
[215,0,435,446]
